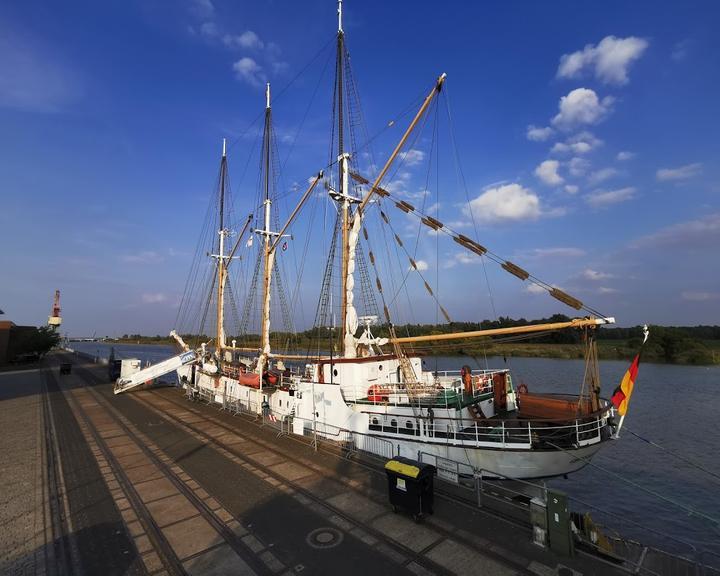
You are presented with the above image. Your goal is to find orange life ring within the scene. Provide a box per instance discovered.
[517,383,528,394]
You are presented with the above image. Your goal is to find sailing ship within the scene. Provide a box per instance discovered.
[123,2,623,479]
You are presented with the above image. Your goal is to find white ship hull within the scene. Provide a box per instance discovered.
[178,362,611,480]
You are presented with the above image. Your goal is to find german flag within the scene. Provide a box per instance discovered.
[611,354,641,416]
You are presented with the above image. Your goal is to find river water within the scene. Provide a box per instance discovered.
[71,341,720,565]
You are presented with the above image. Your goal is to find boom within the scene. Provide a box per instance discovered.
[113,349,198,394]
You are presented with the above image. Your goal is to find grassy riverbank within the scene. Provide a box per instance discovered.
[106,325,720,366]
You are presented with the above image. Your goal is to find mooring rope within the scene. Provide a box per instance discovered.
[624,426,720,484]
[546,441,720,529]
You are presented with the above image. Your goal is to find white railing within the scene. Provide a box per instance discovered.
[364,409,609,450]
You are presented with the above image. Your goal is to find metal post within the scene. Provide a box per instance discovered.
[312,380,318,451]
[477,470,483,508]
[575,421,580,445]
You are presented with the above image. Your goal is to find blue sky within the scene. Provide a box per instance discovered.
[1,0,718,336]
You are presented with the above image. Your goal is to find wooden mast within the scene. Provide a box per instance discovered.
[336,0,351,357]
[258,83,273,381]
[389,316,615,344]
[215,138,228,360]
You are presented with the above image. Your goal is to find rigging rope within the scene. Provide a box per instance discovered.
[546,441,720,528]
[624,427,720,485]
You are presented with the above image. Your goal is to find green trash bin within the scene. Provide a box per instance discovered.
[385,457,435,522]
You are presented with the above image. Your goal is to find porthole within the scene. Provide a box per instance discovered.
[333,369,338,377]
[378,365,383,371]
[372,417,379,426]
[390,419,397,428]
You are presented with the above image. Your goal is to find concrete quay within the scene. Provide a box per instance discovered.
[0,352,698,576]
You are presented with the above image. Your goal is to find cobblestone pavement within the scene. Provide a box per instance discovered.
[0,368,49,576]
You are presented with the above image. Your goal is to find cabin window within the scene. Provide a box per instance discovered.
[316,412,319,417]
[279,399,282,407]
[405,420,413,429]
[372,417,379,426]
[390,419,397,428]
[378,365,383,371]
[333,369,338,377]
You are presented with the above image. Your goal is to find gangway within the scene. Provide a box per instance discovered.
[113,349,198,394]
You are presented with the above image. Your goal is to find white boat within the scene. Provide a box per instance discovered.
[167,1,620,480]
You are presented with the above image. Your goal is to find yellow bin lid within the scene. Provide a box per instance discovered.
[385,459,421,478]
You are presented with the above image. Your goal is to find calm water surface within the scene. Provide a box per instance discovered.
[72,342,720,564]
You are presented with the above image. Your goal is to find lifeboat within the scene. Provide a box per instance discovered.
[238,372,261,388]
[367,384,390,403]
[236,370,280,389]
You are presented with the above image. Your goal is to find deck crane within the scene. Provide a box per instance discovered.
[113,331,200,394]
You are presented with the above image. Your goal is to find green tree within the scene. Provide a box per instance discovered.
[11,326,60,359]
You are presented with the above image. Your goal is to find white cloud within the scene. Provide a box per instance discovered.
[189,0,215,18]
[122,251,163,264]
[399,149,425,167]
[232,57,265,87]
[551,131,603,155]
[585,186,636,208]
[467,184,541,223]
[587,167,619,185]
[223,30,264,50]
[656,163,702,182]
[200,21,218,38]
[535,160,563,185]
[557,36,649,85]
[141,292,167,304]
[527,125,554,142]
[525,247,586,259]
[412,259,429,272]
[598,287,619,294]
[443,251,477,268]
[564,184,579,194]
[582,269,613,281]
[681,291,720,302]
[617,151,635,161]
[525,284,546,295]
[632,213,720,249]
[552,88,613,130]
[567,157,591,177]
[0,28,80,112]
[671,39,693,62]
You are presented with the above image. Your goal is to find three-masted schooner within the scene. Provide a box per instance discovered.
[143,2,620,479]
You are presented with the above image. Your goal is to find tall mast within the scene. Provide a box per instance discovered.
[215,138,228,357]
[258,83,274,376]
[336,0,354,357]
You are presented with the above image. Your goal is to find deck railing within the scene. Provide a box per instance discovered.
[364,407,610,449]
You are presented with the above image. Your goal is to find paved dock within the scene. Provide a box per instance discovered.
[0,352,674,576]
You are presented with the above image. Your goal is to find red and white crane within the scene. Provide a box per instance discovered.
[48,290,62,331]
